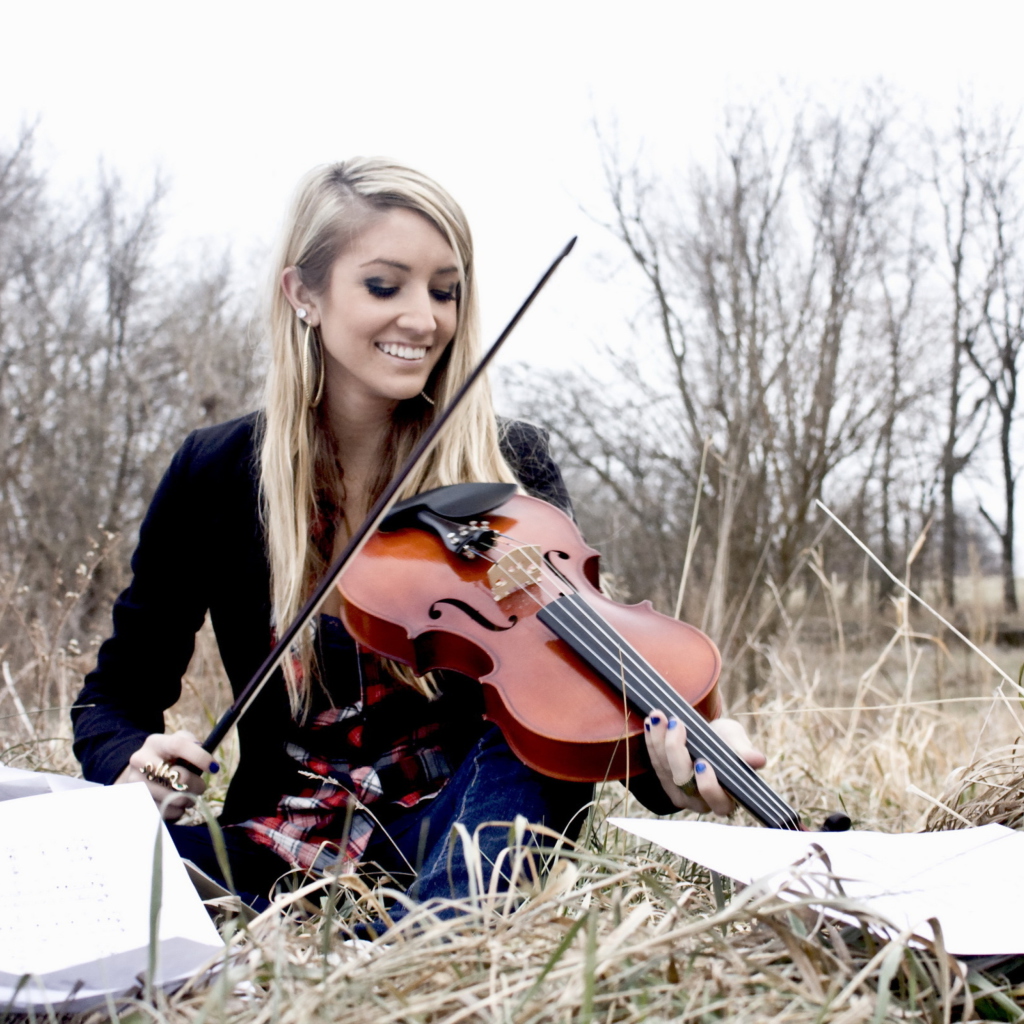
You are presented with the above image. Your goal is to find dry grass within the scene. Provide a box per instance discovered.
[3,569,1024,1022]
[150,844,991,1024]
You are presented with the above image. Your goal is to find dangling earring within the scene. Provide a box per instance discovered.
[300,320,325,408]
[419,390,435,406]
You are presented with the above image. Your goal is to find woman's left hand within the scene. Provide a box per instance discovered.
[643,710,766,815]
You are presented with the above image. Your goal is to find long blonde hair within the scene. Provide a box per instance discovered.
[261,158,517,717]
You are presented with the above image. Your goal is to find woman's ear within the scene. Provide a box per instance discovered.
[281,267,319,325]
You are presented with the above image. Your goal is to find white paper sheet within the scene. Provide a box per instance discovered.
[0,781,223,1011]
[609,817,1024,955]
[0,763,98,802]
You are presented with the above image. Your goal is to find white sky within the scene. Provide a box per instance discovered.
[2,0,1023,376]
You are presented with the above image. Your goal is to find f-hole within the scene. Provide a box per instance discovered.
[542,549,573,594]
[429,599,518,632]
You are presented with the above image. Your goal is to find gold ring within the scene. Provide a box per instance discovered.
[141,761,188,792]
[680,778,699,798]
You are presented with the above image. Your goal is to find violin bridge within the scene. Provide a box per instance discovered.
[487,545,543,601]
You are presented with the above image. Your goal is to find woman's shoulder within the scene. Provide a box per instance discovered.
[497,418,572,515]
[180,411,263,470]
[497,417,553,460]
[156,412,264,511]
[160,411,262,490]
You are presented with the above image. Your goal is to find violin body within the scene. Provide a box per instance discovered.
[337,493,722,783]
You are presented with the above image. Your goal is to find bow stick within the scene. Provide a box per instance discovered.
[187,237,577,761]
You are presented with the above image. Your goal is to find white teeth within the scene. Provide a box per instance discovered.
[377,342,427,360]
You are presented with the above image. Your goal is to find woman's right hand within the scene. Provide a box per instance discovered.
[114,730,217,822]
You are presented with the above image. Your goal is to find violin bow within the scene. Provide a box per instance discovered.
[194,236,578,757]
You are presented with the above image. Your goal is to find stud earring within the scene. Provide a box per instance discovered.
[297,308,308,320]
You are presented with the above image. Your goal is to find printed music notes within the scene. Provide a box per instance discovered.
[0,778,223,1012]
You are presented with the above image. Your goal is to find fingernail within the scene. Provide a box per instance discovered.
[650,715,661,726]
[694,761,707,774]
[209,762,220,774]
[667,718,677,730]
[644,721,651,732]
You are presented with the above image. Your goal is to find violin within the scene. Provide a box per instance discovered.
[336,483,850,833]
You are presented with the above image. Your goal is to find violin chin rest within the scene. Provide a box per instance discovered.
[821,812,853,832]
[382,483,518,530]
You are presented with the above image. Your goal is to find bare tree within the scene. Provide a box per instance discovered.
[930,111,1002,607]
[850,178,937,608]
[0,128,261,653]
[528,100,908,689]
[957,113,1024,614]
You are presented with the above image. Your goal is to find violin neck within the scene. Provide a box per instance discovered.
[536,594,803,830]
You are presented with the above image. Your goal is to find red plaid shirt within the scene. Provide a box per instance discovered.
[234,617,470,874]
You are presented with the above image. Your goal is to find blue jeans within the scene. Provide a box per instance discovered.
[169,727,593,915]
[362,726,593,908]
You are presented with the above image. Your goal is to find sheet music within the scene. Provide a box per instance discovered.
[609,817,1024,955]
[0,781,223,1009]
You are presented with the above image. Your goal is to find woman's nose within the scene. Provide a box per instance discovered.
[395,286,436,335]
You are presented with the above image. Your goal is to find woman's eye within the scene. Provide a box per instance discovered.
[432,288,458,303]
[364,279,398,299]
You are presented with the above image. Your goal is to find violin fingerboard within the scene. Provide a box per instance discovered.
[537,595,802,830]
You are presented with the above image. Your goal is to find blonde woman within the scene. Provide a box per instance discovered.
[73,160,764,912]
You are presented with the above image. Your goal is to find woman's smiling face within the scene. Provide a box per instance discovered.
[308,207,460,409]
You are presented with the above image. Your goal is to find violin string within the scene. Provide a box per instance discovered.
[474,535,719,727]
[483,532,800,827]
[472,533,799,827]
[478,533,717,723]
[546,589,799,824]
[471,535,740,763]
[542,594,798,827]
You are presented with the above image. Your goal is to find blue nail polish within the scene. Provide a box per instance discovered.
[650,715,661,726]
[694,761,707,774]
[209,761,220,774]
[644,721,651,732]
[667,718,678,730]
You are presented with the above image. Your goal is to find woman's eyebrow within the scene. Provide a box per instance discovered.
[360,258,459,274]
[361,258,410,271]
